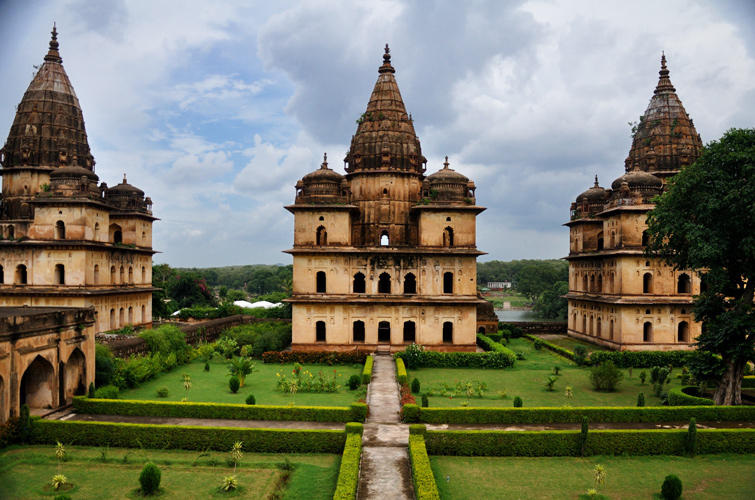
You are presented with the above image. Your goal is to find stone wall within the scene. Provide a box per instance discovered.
[504,321,568,336]
[100,316,291,358]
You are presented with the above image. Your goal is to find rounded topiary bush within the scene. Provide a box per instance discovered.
[661,474,682,500]
[204,362,210,372]
[513,396,523,407]
[411,378,421,394]
[54,495,72,500]
[229,376,240,393]
[245,394,256,405]
[156,386,169,398]
[139,462,161,495]
[637,392,645,407]
[421,393,429,407]
[348,374,361,390]
[88,382,96,398]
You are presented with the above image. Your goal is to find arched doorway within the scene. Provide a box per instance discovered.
[442,322,453,343]
[443,272,454,294]
[353,272,366,293]
[20,355,55,409]
[315,321,326,342]
[678,321,689,343]
[378,272,391,293]
[64,348,87,402]
[403,321,416,343]
[643,322,653,342]
[378,321,391,343]
[316,271,326,293]
[353,321,365,343]
[403,273,417,294]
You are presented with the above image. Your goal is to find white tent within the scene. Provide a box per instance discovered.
[234,300,283,309]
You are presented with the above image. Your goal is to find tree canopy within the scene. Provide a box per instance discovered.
[646,128,755,405]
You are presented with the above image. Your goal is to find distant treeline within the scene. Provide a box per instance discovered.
[170,264,293,295]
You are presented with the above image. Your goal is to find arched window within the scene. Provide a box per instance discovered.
[111,266,116,284]
[589,274,596,292]
[378,272,391,293]
[128,267,133,283]
[582,314,587,333]
[609,319,614,340]
[403,321,416,343]
[597,274,603,293]
[141,231,146,245]
[643,322,652,342]
[641,230,649,246]
[443,227,454,247]
[119,308,125,326]
[55,220,65,240]
[643,273,653,294]
[141,266,146,283]
[353,272,366,293]
[378,321,391,343]
[110,224,122,244]
[572,312,577,330]
[7,225,14,238]
[0,265,4,284]
[120,266,125,283]
[442,322,453,343]
[54,264,65,285]
[94,222,100,241]
[678,321,689,343]
[596,317,602,338]
[15,264,27,284]
[677,274,691,294]
[93,265,99,285]
[597,231,604,250]
[110,309,116,329]
[141,305,146,323]
[316,226,327,246]
[128,306,133,324]
[353,321,365,343]
[403,273,417,294]
[316,271,326,293]
[380,230,389,246]
[443,272,454,294]
[589,315,594,336]
[315,321,326,342]
[609,231,615,247]
[582,274,588,291]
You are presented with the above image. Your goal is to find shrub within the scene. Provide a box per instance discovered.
[524,335,574,362]
[94,385,120,399]
[95,344,116,387]
[262,351,369,365]
[402,343,425,369]
[500,323,523,338]
[650,366,660,384]
[668,386,714,406]
[573,345,588,366]
[394,349,515,369]
[411,378,421,394]
[553,366,561,375]
[396,358,408,384]
[18,405,30,444]
[661,474,683,500]
[88,382,96,398]
[54,495,72,500]
[156,386,169,398]
[362,356,373,385]
[637,393,645,407]
[228,376,240,394]
[204,362,210,372]
[686,418,697,456]
[348,374,361,390]
[589,361,624,391]
[590,350,690,368]
[333,432,363,500]
[477,334,518,364]
[421,394,429,407]
[545,376,558,392]
[639,371,647,384]
[245,394,256,405]
[580,417,589,456]
[139,462,161,495]
[533,339,544,350]
[513,396,523,408]
[408,434,441,500]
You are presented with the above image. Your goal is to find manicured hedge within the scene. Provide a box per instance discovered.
[30,419,345,453]
[476,334,518,365]
[73,396,367,423]
[333,424,364,500]
[394,350,515,369]
[589,350,690,368]
[417,405,755,424]
[424,428,755,457]
[668,386,715,406]
[262,351,369,364]
[409,434,441,500]
[743,376,755,388]
[524,334,574,362]
[396,358,408,384]
[362,356,374,385]
[402,404,420,423]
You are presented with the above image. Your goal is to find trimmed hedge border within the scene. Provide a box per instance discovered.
[424,428,755,457]
[589,349,690,368]
[409,433,441,500]
[523,334,575,362]
[476,334,518,366]
[73,397,367,423]
[743,376,755,388]
[262,351,369,364]
[668,386,715,406]
[417,405,755,424]
[30,418,345,453]
[396,358,408,385]
[333,423,364,500]
[394,350,515,369]
[362,356,374,385]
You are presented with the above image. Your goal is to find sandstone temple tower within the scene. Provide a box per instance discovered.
[286,46,487,352]
[565,55,703,351]
[0,27,157,334]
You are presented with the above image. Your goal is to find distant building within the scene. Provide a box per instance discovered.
[0,27,158,334]
[487,281,512,290]
[285,46,489,352]
[564,55,702,351]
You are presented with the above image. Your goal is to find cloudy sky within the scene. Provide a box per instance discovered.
[1,0,753,268]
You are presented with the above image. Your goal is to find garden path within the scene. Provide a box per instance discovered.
[358,353,414,500]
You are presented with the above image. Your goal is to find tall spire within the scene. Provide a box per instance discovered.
[44,23,62,64]
[654,51,675,95]
[379,44,395,74]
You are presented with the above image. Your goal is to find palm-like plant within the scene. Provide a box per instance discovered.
[594,464,606,485]
[183,374,192,400]
[227,356,258,387]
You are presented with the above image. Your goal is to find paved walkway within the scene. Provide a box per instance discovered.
[62,413,344,430]
[358,354,413,500]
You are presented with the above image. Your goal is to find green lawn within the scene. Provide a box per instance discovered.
[119,358,365,407]
[408,339,679,407]
[0,445,340,500]
[534,334,610,354]
[484,293,531,308]
[431,454,755,500]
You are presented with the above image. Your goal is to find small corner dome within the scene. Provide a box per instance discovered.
[611,167,662,191]
[301,153,344,184]
[426,157,469,185]
[108,174,144,195]
[576,176,606,203]
[50,165,99,181]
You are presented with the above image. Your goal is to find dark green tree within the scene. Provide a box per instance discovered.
[646,128,755,405]
[533,281,569,319]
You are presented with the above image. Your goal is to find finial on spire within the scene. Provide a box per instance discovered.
[594,175,599,187]
[443,156,450,169]
[123,174,128,184]
[45,23,62,63]
[661,51,666,70]
[654,51,675,95]
[379,43,395,74]
[321,152,328,169]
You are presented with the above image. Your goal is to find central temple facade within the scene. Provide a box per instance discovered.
[285,47,488,352]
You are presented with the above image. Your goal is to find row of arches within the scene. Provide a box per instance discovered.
[0,263,148,285]
[572,312,690,343]
[109,305,147,330]
[314,226,457,247]
[49,221,147,245]
[575,271,691,295]
[315,271,454,294]
[314,320,454,344]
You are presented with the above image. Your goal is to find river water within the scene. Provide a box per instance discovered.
[495,310,562,322]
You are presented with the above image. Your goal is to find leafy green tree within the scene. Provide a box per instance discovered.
[533,281,569,319]
[226,289,247,302]
[227,356,258,387]
[218,286,228,299]
[645,128,755,405]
